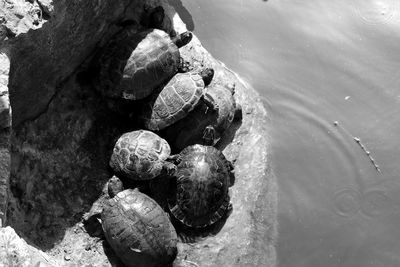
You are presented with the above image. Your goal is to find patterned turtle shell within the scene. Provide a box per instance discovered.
[143,69,214,131]
[95,27,191,100]
[168,144,234,228]
[163,84,242,150]
[102,188,178,267]
[109,130,176,180]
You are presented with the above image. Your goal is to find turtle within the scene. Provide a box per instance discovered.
[163,83,242,150]
[142,68,218,131]
[109,130,177,180]
[82,176,125,237]
[94,6,192,100]
[101,178,178,267]
[167,144,235,228]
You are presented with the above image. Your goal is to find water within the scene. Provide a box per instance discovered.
[175,0,400,266]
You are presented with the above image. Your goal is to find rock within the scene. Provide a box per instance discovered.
[0,53,10,227]
[171,28,278,267]
[0,53,11,129]
[0,226,59,266]
[0,0,277,266]
[0,0,166,127]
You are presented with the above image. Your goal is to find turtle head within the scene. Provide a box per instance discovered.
[174,31,193,48]
[108,176,124,198]
[203,125,216,146]
[199,68,214,86]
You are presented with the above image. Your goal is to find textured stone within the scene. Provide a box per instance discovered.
[0,226,58,267]
[0,52,10,227]
[0,0,167,127]
[1,0,277,266]
[0,53,11,129]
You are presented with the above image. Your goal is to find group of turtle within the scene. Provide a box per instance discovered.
[85,6,243,267]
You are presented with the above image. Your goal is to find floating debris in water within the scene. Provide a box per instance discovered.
[333,120,381,174]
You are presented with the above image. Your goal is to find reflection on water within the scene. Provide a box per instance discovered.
[178,0,400,266]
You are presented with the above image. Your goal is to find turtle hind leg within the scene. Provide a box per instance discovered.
[202,93,219,113]
[202,125,216,146]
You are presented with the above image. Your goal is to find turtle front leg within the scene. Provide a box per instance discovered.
[227,161,235,186]
[166,154,182,165]
[202,93,219,113]
[234,103,243,121]
[226,82,236,95]
[177,57,192,73]
[162,162,178,177]
[203,125,216,146]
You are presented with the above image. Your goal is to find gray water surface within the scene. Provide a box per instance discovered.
[177,1,400,266]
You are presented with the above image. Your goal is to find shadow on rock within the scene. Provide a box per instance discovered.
[171,207,233,244]
[167,0,195,31]
[7,74,134,250]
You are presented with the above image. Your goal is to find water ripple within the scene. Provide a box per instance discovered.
[333,187,362,217]
[352,0,400,26]
[360,190,397,218]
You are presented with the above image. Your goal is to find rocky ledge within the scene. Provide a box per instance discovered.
[0,0,277,266]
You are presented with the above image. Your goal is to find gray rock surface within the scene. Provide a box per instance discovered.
[0,226,57,267]
[0,0,277,266]
[0,0,174,127]
[0,53,10,227]
[173,34,278,267]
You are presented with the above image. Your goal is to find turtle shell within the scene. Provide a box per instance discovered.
[168,145,233,228]
[109,130,172,180]
[143,72,205,131]
[96,27,180,100]
[102,189,178,267]
[164,84,238,150]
